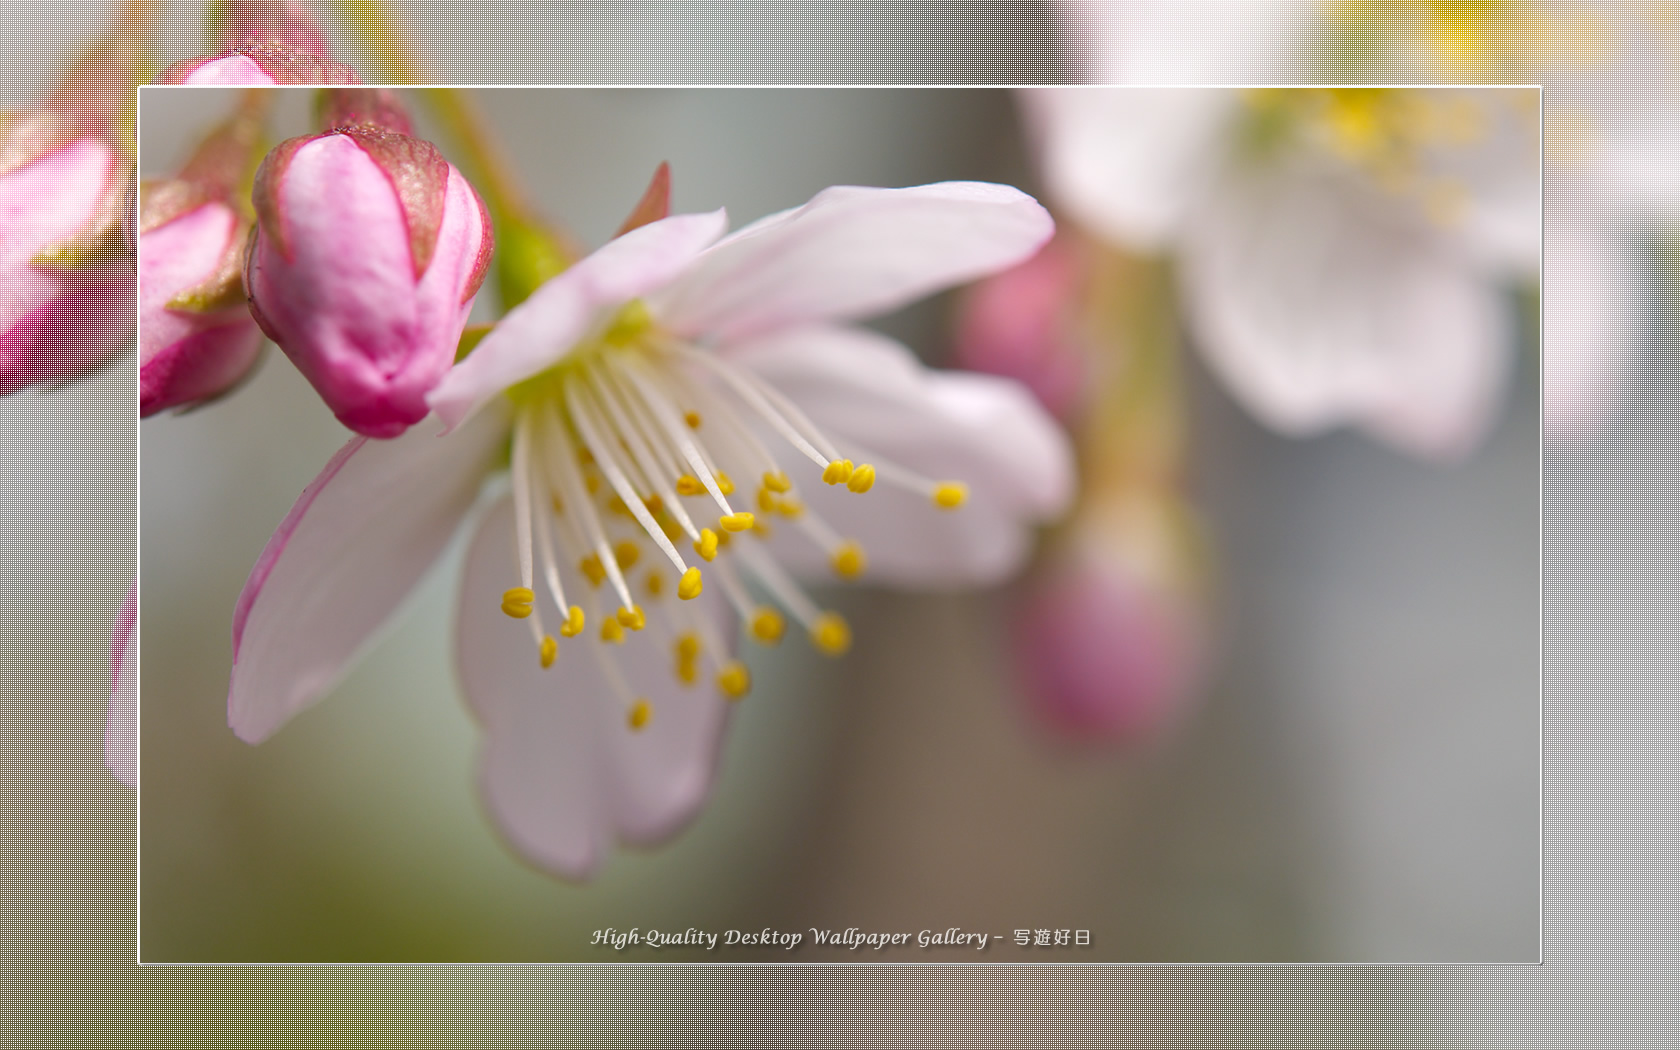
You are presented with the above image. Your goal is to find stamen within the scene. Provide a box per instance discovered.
[685,411,702,428]
[613,355,743,516]
[762,471,791,494]
[673,346,836,470]
[933,482,968,509]
[822,459,854,485]
[613,540,641,570]
[810,612,852,656]
[600,615,625,643]
[646,569,665,598]
[616,605,647,631]
[693,528,719,562]
[530,474,580,637]
[846,464,876,493]
[579,554,606,588]
[750,606,785,645]
[588,359,706,542]
[678,566,703,601]
[717,661,751,700]
[560,605,586,637]
[536,405,638,611]
[539,635,557,669]
[831,541,867,579]
[628,699,652,730]
[501,587,535,618]
[719,512,755,532]
[563,377,693,584]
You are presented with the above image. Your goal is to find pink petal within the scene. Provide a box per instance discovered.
[730,325,1073,587]
[179,55,278,85]
[227,404,509,743]
[654,182,1053,343]
[106,581,138,788]
[1544,221,1635,439]
[456,497,733,879]
[429,210,729,431]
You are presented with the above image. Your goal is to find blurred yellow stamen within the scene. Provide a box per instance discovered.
[811,612,852,656]
[600,616,625,643]
[645,570,665,598]
[628,700,651,730]
[684,411,702,429]
[715,472,736,496]
[676,632,701,660]
[613,539,640,570]
[933,482,968,509]
[762,470,792,493]
[539,635,557,669]
[501,587,535,618]
[750,606,785,644]
[678,566,703,601]
[579,555,606,588]
[675,474,706,496]
[616,605,646,631]
[560,605,586,637]
[832,541,866,579]
[717,661,751,700]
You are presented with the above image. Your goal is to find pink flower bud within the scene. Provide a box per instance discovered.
[1012,500,1208,745]
[245,95,493,437]
[951,234,1087,421]
[154,1,360,85]
[139,93,269,416]
[0,114,134,395]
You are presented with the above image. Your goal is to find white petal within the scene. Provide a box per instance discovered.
[731,325,1073,586]
[227,405,509,743]
[1020,87,1230,249]
[1052,0,1314,84]
[1181,163,1513,461]
[655,182,1053,343]
[1545,219,1636,438]
[456,497,733,880]
[429,210,728,430]
[105,582,137,788]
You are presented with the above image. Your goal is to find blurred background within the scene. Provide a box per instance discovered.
[138,86,1539,964]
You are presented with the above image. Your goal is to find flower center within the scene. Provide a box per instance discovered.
[497,301,968,731]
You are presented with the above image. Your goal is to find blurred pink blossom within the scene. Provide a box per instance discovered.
[951,236,1088,421]
[154,0,362,85]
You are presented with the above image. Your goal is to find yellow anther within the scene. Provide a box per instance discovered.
[585,474,601,495]
[600,616,625,644]
[659,514,684,542]
[616,605,646,631]
[693,528,719,562]
[762,470,792,494]
[645,570,665,598]
[579,555,606,588]
[500,587,535,619]
[822,458,855,485]
[550,494,565,514]
[560,605,586,637]
[715,529,732,548]
[750,606,785,645]
[775,498,803,519]
[678,566,703,601]
[811,612,852,656]
[608,495,631,517]
[932,482,968,509]
[717,661,752,700]
[832,541,866,579]
[757,486,777,513]
[847,464,876,493]
[676,632,701,660]
[643,494,664,516]
[628,699,651,731]
[675,474,705,496]
[684,410,702,429]
[539,635,558,669]
[613,539,640,570]
[577,447,594,465]
[676,658,699,686]
[716,471,736,496]
[751,521,774,539]
[719,512,755,533]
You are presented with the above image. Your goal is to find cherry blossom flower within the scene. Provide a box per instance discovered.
[1026,4,1540,460]
[227,181,1071,878]
[153,1,361,86]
